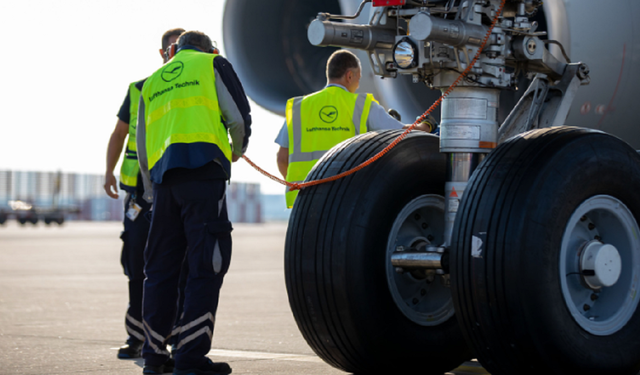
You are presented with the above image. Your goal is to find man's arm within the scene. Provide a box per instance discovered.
[274,122,289,179]
[136,96,153,203]
[367,101,433,132]
[104,88,132,199]
[104,119,129,199]
[277,147,289,179]
[214,56,252,160]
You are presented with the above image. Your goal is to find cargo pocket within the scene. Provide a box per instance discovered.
[206,220,233,275]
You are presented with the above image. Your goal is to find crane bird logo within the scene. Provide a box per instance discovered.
[161,62,184,82]
[319,106,338,123]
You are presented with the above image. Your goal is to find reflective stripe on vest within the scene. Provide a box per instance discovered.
[119,81,142,190]
[284,86,375,208]
[142,50,231,179]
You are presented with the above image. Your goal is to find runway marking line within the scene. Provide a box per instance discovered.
[207,349,490,374]
[112,347,490,373]
[207,348,324,363]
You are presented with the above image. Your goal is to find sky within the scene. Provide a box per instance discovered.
[0,0,286,194]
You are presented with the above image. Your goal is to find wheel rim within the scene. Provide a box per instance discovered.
[560,195,640,335]
[386,194,454,326]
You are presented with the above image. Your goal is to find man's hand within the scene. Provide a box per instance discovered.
[232,153,241,162]
[104,173,119,199]
[407,122,435,132]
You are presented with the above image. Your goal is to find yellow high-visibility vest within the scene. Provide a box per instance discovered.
[285,86,376,208]
[119,81,142,191]
[142,49,232,183]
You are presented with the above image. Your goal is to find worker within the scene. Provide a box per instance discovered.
[275,49,433,208]
[103,27,185,360]
[136,30,251,375]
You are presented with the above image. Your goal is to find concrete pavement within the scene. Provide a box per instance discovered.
[0,221,487,375]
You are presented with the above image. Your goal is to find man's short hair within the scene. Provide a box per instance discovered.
[162,28,186,51]
[326,50,361,80]
[177,31,214,53]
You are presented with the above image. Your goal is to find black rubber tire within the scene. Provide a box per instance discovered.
[56,218,64,225]
[451,127,640,375]
[285,130,471,374]
[18,218,27,225]
[44,218,52,225]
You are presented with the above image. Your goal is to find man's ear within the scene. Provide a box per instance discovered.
[159,48,165,59]
[345,69,354,83]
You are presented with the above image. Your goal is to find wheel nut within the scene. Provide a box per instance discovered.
[422,222,428,229]
[583,304,591,311]
[588,223,596,230]
[412,298,419,305]
[590,293,599,301]
[427,235,434,241]
[414,214,421,220]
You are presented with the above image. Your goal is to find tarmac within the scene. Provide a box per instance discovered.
[0,221,489,375]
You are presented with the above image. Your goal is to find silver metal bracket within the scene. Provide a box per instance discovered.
[499,63,590,142]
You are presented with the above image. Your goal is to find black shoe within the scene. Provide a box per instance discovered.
[117,339,144,359]
[173,358,231,375]
[143,358,175,374]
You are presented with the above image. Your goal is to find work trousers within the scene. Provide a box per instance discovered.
[120,192,152,342]
[142,179,232,369]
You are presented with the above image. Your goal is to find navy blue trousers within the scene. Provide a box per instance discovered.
[120,192,152,342]
[142,179,232,369]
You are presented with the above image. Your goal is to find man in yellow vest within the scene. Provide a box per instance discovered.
[103,28,185,360]
[136,30,251,375]
[275,49,432,208]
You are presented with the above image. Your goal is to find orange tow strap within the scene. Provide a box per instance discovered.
[243,0,507,192]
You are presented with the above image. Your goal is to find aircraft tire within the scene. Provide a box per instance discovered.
[451,126,640,375]
[285,130,471,374]
[18,218,27,225]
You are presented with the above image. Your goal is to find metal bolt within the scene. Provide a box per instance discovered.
[526,39,536,55]
[594,235,602,241]
[590,293,599,301]
[580,216,587,222]
[412,298,419,305]
[414,214,421,221]
[422,222,428,229]
[588,223,596,230]
[583,304,591,311]
[427,235,435,241]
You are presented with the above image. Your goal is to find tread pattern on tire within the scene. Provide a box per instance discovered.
[451,126,640,375]
[286,130,470,374]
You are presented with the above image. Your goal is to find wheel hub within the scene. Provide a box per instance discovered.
[580,240,622,289]
[560,195,640,335]
[386,194,453,326]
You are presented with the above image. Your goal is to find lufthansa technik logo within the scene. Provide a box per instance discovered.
[161,62,184,82]
[319,106,338,123]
